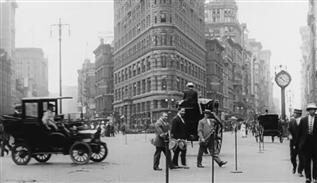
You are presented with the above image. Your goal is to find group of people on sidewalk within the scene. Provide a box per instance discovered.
[151,108,227,171]
[288,103,317,183]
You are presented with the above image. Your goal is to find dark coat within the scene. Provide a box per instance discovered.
[297,115,317,151]
[171,115,187,140]
[288,117,301,146]
[152,118,170,147]
[183,89,198,105]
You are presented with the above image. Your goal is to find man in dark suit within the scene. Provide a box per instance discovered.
[152,112,176,171]
[297,103,317,183]
[288,109,304,177]
[171,108,188,168]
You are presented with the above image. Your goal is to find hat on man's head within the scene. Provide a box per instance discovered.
[186,82,194,88]
[203,109,212,115]
[230,116,237,120]
[306,103,317,111]
[293,109,302,114]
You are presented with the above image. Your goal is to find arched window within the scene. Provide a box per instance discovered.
[160,13,167,23]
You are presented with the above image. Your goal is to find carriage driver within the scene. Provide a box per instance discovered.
[42,103,58,131]
[183,82,198,107]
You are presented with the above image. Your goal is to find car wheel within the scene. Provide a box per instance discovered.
[90,142,108,162]
[11,143,31,165]
[34,154,51,163]
[69,141,91,165]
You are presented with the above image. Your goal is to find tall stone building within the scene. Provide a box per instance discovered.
[205,0,242,44]
[0,0,17,111]
[94,39,114,117]
[0,49,11,115]
[246,39,273,114]
[113,0,206,127]
[15,48,49,98]
[205,39,225,111]
[205,0,251,118]
[302,0,317,106]
[300,26,312,110]
[78,59,96,119]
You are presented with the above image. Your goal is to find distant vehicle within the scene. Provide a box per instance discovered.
[0,96,108,165]
[258,114,284,143]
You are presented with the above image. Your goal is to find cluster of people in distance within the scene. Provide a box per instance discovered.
[151,82,227,171]
[288,103,317,183]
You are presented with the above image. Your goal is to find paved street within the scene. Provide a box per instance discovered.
[0,132,305,183]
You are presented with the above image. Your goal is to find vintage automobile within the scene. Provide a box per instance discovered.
[178,98,223,154]
[258,114,284,143]
[0,97,108,165]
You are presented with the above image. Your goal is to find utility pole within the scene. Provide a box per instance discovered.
[50,18,70,114]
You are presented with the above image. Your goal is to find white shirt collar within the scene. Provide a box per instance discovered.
[178,114,185,124]
[295,117,300,125]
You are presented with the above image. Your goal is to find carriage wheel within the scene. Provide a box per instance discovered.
[69,142,92,165]
[90,142,108,162]
[34,154,51,163]
[11,143,31,165]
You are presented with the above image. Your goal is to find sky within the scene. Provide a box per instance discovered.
[14,0,308,109]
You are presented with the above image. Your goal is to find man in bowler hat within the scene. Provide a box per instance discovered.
[297,103,317,183]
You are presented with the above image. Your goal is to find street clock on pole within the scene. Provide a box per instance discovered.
[274,69,291,122]
[275,70,291,88]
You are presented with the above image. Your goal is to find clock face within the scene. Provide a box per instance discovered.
[275,71,291,87]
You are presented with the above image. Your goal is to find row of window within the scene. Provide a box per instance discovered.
[114,98,177,116]
[115,31,205,71]
[114,76,205,102]
[115,10,173,52]
[174,12,204,49]
[114,53,205,85]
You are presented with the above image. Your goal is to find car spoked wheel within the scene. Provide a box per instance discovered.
[90,142,108,162]
[70,142,91,165]
[11,143,31,165]
[34,154,51,163]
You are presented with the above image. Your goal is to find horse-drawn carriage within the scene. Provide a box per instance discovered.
[177,98,223,154]
[0,97,108,165]
[258,114,284,143]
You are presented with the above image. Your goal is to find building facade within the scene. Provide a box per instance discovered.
[0,0,17,109]
[302,0,317,106]
[0,49,11,115]
[113,0,206,127]
[205,0,251,119]
[15,48,49,98]
[205,0,242,45]
[78,59,96,119]
[94,40,114,117]
[205,39,225,111]
[300,26,312,110]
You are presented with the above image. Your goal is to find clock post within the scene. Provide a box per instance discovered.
[275,70,291,121]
